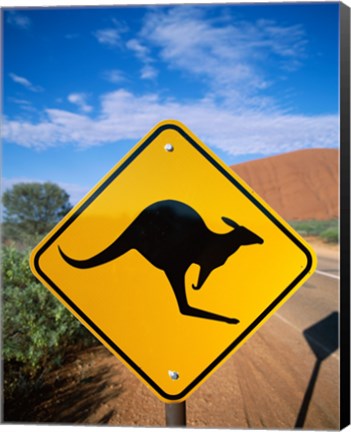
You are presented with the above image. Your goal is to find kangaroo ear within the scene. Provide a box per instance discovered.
[222,217,239,229]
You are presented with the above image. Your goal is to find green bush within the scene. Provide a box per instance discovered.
[289,219,339,243]
[2,182,72,248]
[320,226,339,243]
[2,246,97,402]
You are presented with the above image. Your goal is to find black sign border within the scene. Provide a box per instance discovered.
[33,122,314,402]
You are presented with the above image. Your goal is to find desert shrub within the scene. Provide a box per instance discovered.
[2,246,97,403]
[320,226,339,243]
[290,219,339,243]
[2,182,72,249]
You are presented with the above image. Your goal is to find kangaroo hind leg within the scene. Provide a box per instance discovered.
[165,270,240,325]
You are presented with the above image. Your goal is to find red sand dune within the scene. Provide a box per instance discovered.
[231,148,339,221]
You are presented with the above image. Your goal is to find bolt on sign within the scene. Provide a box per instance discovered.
[30,120,317,403]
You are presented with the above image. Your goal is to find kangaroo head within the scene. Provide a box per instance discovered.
[192,218,263,291]
[222,217,264,246]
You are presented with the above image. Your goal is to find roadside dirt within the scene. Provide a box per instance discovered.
[6,238,339,428]
[5,341,290,427]
[304,236,339,260]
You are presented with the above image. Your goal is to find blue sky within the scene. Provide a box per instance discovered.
[3,3,339,204]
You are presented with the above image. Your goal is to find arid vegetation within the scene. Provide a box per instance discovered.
[2,183,97,421]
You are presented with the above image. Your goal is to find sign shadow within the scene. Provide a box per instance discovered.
[294,311,339,428]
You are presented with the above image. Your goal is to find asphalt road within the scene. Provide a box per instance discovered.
[186,246,340,429]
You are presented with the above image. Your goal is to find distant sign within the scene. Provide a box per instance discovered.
[30,120,317,402]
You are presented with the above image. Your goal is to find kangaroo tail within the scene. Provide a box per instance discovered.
[58,234,130,269]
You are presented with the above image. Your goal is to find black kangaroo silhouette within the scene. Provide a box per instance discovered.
[58,200,264,324]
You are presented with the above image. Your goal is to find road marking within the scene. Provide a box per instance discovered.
[272,263,340,360]
[315,269,340,280]
[275,312,302,334]
[275,313,339,360]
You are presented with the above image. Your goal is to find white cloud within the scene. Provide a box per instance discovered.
[126,38,158,80]
[6,11,31,29]
[3,117,67,150]
[126,38,150,61]
[102,69,126,84]
[2,89,339,156]
[3,8,337,158]
[10,73,32,87]
[141,65,158,80]
[9,73,43,92]
[68,93,93,113]
[138,8,307,107]
[94,28,121,47]
[8,98,36,112]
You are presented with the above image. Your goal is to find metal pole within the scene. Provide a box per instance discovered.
[165,401,187,427]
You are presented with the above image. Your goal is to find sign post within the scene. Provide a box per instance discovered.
[30,120,317,406]
[165,402,187,427]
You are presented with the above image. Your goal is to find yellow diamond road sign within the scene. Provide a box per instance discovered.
[30,120,317,402]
